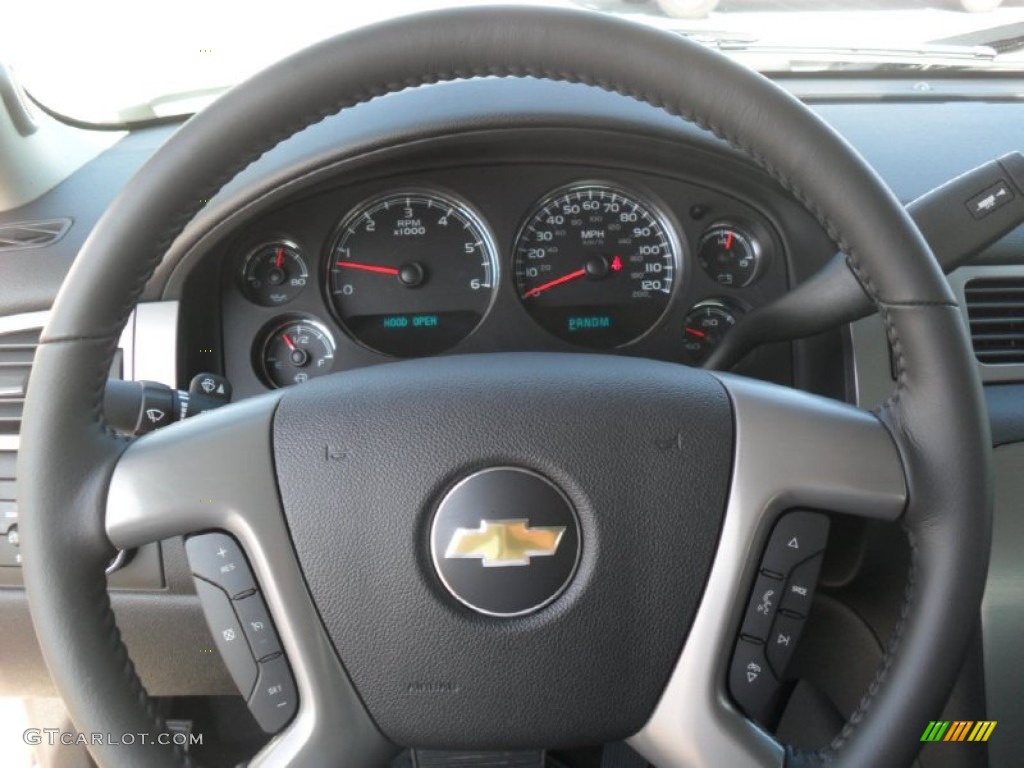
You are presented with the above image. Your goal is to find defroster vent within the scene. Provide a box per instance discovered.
[0,218,71,252]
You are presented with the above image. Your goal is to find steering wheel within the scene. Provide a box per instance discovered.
[18,6,991,767]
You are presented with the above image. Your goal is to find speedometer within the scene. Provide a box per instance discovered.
[513,182,679,348]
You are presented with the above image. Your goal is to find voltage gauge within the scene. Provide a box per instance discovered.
[697,224,763,288]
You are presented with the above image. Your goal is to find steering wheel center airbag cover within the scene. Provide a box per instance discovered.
[272,352,733,748]
[430,466,582,617]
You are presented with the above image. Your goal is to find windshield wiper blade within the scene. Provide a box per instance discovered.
[931,21,1024,56]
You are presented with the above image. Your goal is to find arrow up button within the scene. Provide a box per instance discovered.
[761,511,830,577]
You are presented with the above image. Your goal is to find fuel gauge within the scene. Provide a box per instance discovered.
[242,241,309,306]
[257,317,335,388]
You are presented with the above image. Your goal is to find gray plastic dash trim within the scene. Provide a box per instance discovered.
[106,394,394,766]
[131,301,178,387]
[628,374,906,768]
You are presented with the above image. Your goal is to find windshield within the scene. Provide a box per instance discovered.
[4,0,1024,125]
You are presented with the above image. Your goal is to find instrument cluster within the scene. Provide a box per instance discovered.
[216,166,788,393]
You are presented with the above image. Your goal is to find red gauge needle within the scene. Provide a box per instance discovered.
[282,334,296,350]
[523,268,587,299]
[724,231,734,250]
[684,327,707,339]
[335,261,401,276]
[275,247,285,268]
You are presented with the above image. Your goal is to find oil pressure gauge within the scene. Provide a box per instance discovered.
[242,240,309,306]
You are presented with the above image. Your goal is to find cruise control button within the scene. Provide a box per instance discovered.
[234,593,282,661]
[740,572,783,642]
[761,511,829,577]
[249,655,298,733]
[186,533,257,598]
[728,639,779,723]
[766,612,805,679]
[193,578,258,698]
[780,554,823,618]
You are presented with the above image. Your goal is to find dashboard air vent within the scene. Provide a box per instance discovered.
[0,327,40,434]
[0,218,71,252]
[965,277,1024,365]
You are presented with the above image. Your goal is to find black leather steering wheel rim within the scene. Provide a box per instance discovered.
[18,6,991,767]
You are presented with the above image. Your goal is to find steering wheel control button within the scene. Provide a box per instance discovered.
[234,593,282,662]
[192,578,258,698]
[248,655,298,734]
[739,571,783,642]
[766,612,806,679]
[780,553,824,618]
[185,532,257,599]
[728,639,780,724]
[430,467,581,617]
[760,511,830,577]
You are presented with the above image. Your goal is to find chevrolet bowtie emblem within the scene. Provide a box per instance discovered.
[445,519,566,567]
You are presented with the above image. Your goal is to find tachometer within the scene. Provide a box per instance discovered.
[326,190,497,357]
[513,182,679,348]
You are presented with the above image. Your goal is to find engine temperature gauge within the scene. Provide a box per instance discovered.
[242,241,309,306]
[682,300,741,364]
[257,317,335,388]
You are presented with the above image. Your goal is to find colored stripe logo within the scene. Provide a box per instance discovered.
[921,721,997,742]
